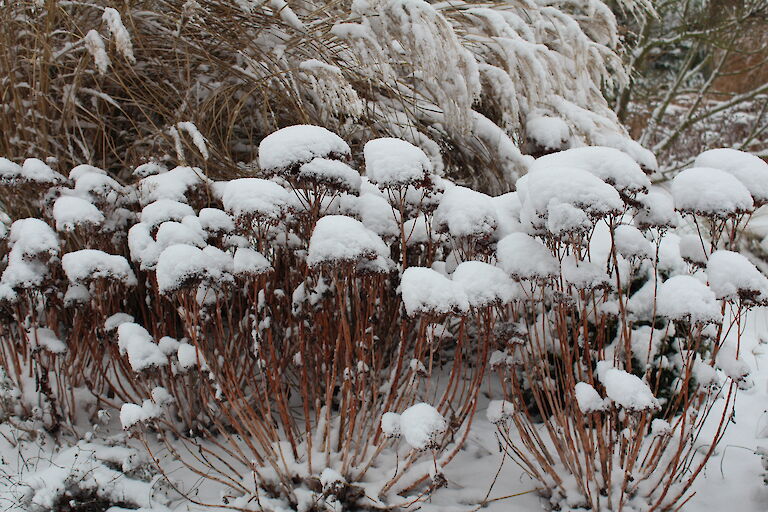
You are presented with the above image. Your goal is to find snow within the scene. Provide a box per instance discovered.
[706,250,768,303]
[614,224,652,260]
[63,283,89,305]
[657,275,722,324]
[154,220,206,249]
[355,193,400,238]
[61,250,137,286]
[120,400,161,429]
[198,207,234,234]
[596,362,660,411]
[116,322,167,372]
[14,442,161,511]
[496,232,559,280]
[306,215,388,267]
[104,312,134,332]
[634,189,678,230]
[525,115,569,150]
[26,327,66,354]
[491,192,522,239]
[0,157,65,184]
[403,214,432,245]
[1,218,59,290]
[7,218,59,256]
[233,247,273,276]
[574,382,607,413]
[258,125,350,173]
[695,148,768,204]
[298,157,361,193]
[177,343,206,371]
[400,267,470,316]
[715,344,751,382]
[433,186,497,238]
[530,146,650,194]
[679,234,710,266]
[127,222,158,269]
[452,261,517,307]
[68,164,106,181]
[140,199,195,227]
[74,171,124,198]
[671,167,754,217]
[132,161,167,177]
[84,29,110,74]
[177,121,209,160]
[320,468,346,491]
[399,403,447,450]
[562,259,611,290]
[381,412,401,438]
[486,400,515,424]
[158,336,181,356]
[102,7,135,63]
[363,138,432,187]
[52,196,105,231]
[519,166,623,232]
[222,178,292,220]
[155,244,210,293]
[138,166,206,203]
[545,201,591,236]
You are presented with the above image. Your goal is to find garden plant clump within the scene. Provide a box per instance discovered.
[2,122,767,510]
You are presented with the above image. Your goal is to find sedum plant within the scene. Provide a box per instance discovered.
[2,125,767,510]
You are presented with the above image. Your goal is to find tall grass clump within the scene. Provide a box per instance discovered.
[0,0,653,193]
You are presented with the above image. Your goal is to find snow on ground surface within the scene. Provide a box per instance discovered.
[2,308,768,511]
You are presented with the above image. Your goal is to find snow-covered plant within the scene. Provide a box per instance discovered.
[0,0,652,191]
[1,126,763,510]
[487,146,768,510]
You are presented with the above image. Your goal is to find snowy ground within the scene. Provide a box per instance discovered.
[2,312,768,512]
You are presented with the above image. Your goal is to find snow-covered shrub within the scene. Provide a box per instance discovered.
[487,146,766,510]
[1,128,763,511]
[0,125,506,510]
